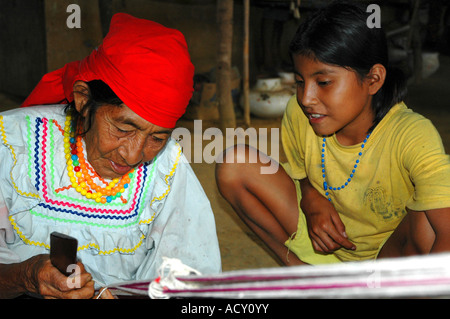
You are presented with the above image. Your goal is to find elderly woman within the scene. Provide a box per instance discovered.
[0,13,221,299]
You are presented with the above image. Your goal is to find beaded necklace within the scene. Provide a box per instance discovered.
[62,114,133,204]
[321,133,371,202]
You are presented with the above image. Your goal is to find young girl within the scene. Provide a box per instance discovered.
[216,1,450,266]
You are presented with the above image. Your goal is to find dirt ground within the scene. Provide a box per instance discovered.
[0,55,449,273]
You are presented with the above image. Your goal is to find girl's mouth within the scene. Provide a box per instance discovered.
[308,113,326,123]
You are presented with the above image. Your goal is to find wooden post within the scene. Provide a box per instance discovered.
[216,0,236,131]
[243,0,251,127]
[408,0,422,84]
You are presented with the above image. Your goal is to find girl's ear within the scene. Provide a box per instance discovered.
[367,64,386,95]
[73,81,90,114]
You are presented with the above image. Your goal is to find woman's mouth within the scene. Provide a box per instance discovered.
[110,160,133,175]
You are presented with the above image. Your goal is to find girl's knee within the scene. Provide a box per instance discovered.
[215,145,245,191]
[215,145,262,193]
[219,144,258,165]
[380,211,435,258]
[406,211,435,255]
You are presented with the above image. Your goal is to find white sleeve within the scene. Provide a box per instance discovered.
[135,159,222,280]
[0,186,20,264]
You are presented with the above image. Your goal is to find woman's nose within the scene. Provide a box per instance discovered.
[120,137,145,167]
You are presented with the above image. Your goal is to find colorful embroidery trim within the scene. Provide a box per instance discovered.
[8,216,145,255]
[48,119,140,208]
[0,116,40,199]
[2,113,182,253]
[37,117,152,219]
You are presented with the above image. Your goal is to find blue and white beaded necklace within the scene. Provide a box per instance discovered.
[321,133,371,202]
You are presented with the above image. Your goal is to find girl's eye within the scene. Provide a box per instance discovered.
[318,80,331,86]
[295,80,304,87]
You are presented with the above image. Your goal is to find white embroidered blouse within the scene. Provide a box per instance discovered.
[0,105,221,287]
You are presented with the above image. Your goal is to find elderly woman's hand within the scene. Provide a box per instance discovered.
[25,254,95,299]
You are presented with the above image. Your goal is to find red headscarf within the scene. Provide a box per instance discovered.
[21,13,194,129]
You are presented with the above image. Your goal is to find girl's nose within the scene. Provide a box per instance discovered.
[300,83,318,107]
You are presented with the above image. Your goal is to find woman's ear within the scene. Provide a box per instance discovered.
[73,81,90,114]
[367,64,386,95]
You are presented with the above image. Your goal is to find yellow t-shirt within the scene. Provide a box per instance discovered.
[282,96,450,264]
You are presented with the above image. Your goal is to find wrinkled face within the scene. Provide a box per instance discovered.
[82,104,172,179]
[293,54,375,144]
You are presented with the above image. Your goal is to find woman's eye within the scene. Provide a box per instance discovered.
[111,126,133,138]
[152,136,164,143]
[318,80,331,86]
[114,126,132,135]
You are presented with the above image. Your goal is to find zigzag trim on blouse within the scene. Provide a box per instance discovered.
[37,166,147,221]
[34,118,43,191]
[4,114,183,252]
[47,122,138,207]
[8,216,50,249]
[0,116,40,199]
[8,215,145,255]
[77,234,145,255]
[39,117,148,217]
[143,144,182,225]
[26,116,34,180]
[150,144,181,207]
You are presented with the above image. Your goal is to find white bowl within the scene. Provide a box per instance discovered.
[253,78,283,91]
[249,90,294,118]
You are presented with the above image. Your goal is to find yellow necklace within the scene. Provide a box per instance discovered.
[63,114,133,204]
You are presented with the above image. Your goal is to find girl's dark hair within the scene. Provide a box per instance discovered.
[64,80,123,135]
[289,1,407,131]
